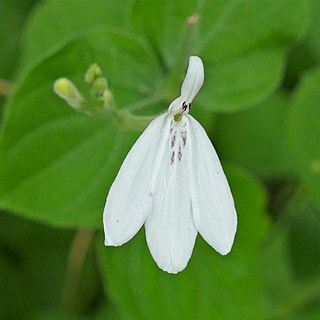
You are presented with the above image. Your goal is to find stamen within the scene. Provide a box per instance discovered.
[182,101,188,112]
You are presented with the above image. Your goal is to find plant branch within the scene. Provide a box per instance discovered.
[272,278,320,319]
[61,228,95,312]
[0,79,12,96]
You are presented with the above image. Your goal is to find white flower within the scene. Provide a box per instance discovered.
[103,56,237,274]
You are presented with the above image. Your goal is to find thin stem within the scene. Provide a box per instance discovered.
[272,278,320,319]
[0,79,12,96]
[120,113,156,131]
[61,228,95,312]
[164,14,199,100]
[108,107,157,131]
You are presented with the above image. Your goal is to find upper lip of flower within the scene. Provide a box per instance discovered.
[168,56,204,118]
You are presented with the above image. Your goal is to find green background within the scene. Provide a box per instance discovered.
[0,0,319,319]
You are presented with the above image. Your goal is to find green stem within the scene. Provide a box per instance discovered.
[79,95,159,131]
[102,17,199,128]
[120,113,156,131]
[61,228,95,312]
[125,93,165,111]
[101,95,161,131]
[164,14,199,100]
[0,79,12,96]
[110,108,157,131]
[272,278,320,319]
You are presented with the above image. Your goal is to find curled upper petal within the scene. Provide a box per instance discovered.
[169,56,204,115]
[181,56,204,104]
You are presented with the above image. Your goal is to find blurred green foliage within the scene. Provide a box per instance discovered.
[287,68,320,208]
[0,0,319,319]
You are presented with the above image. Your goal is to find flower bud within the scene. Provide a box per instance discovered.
[102,89,113,107]
[92,78,108,96]
[53,78,84,109]
[85,63,102,85]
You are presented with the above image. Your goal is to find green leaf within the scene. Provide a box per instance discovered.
[97,164,270,320]
[286,197,320,281]
[0,212,103,318]
[0,211,74,319]
[287,67,320,208]
[22,0,307,111]
[94,304,122,320]
[0,0,39,79]
[282,42,318,91]
[306,0,320,64]
[21,0,128,67]
[213,93,292,179]
[0,0,40,113]
[32,310,78,320]
[262,195,320,319]
[262,226,293,308]
[0,31,162,227]
[282,0,320,92]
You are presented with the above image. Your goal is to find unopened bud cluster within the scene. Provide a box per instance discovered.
[53,63,114,115]
[53,63,156,131]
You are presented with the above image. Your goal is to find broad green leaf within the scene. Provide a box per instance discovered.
[0,211,74,319]
[22,0,307,111]
[262,224,320,320]
[0,0,40,112]
[0,211,103,318]
[0,31,162,227]
[262,226,293,309]
[283,42,318,91]
[22,0,128,66]
[213,93,292,179]
[306,0,320,63]
[32,310,78,320]
[287,68,320,208]
[0,0,39,80]
[262,195,320,319]
[94,304,122,320]
[286,197,320,281]
[98,164,269,320]
[0,238,35,319]
[282,0,320,91]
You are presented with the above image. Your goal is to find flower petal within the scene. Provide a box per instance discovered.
[103,114,166,246]
[181,56,204,104]
[145,118,197,273]
[187,116,237,255]
[168,56,204,115]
